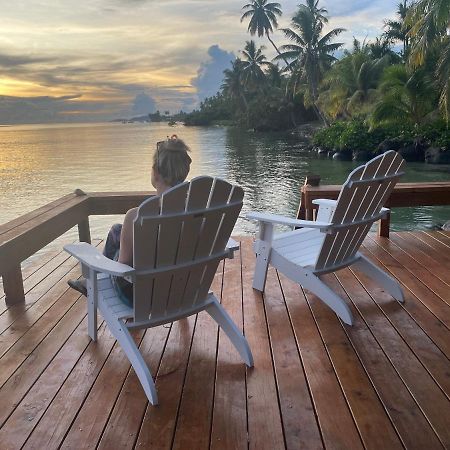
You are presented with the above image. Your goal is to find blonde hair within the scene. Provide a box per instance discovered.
[153,135,192,186]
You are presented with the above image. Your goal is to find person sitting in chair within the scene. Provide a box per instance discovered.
[68,135,192,304]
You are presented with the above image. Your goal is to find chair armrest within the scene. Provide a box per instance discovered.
[226,238,240,252]
[312,199,337,207]
[380,207,390,217]
[246,212,332,231]
[225,238,240,259]
[64,243,135,277]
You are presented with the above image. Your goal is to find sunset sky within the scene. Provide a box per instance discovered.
[0,0,397,123]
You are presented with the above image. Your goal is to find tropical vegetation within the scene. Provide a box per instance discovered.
[184,0,450,162]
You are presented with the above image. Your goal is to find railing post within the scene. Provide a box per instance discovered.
[75,188,91,244]
[78,218,91,243]
[3,264,25,305]
[297,187,307,220]
[297,174,320,221]
[379,211,391,238]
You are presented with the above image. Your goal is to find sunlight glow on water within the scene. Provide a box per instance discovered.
[1,122,449,241]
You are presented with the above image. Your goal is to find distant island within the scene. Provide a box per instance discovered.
[111,110,187,124]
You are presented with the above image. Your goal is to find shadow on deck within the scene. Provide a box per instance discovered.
[0,232,449,449]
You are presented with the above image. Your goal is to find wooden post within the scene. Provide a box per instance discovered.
[75,189,91,243]
[297,174,321,220]
[3,264,25,305]
[78,218,91,243]
[379,211,390,238]
[297,188,307,220]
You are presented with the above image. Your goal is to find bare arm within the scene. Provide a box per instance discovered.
[118,207,138,265]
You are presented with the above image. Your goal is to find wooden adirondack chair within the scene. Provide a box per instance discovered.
[64,176,253,405]
[248,150,405,326]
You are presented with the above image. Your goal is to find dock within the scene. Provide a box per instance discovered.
[1,232,449,449]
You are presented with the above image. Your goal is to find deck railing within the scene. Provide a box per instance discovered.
[298,181,450,238]
[1,181,450,305]
[0,190,155,305]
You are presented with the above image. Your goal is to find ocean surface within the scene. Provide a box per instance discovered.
[1,122,449,242]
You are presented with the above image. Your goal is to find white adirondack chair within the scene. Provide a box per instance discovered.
[248,150,405,326]
[64,176,253,405]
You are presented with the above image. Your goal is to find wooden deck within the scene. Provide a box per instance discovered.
[0,232,449,449]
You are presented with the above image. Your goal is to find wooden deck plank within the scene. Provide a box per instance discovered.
[336,268,450,445]
[319,273,443,449]
[60,329,146,449]
[365,234,450,305]
[360,246,450,359]
[132,319,195,449]
[0,245,73,319]
[210,252,248,450]
[0,262,83,358]
[350,267,450,394]
[277,274,364,449]
[388,232,450,286]
[0,242,64,300]
[362,239,450,328]
[0,296,86,427]
[172,264,223,450]
[0,320,107,449]
[427,230,450,247]
[21,321,115,450]
[241,239,288,450]
[263,268,323,450]
[406,231,450,265]
[0,234,449,449]
[280,271,403,450]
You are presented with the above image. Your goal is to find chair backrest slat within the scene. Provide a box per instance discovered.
[132,176,243,322]
[150,184,190,318]
[196,185,244,303]
[315,151,404,271]
[165,177,213,314]
[133,199,160,322]
[181,179,234,308]
[339,153,404,262]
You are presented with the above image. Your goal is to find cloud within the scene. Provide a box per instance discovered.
[0,94,112,123]
[131,92,156,115]
[0,0,400,122]
[191,45,235,102]
[0,52,55,67]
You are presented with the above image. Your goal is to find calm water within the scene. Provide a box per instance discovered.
[1,122,449,241]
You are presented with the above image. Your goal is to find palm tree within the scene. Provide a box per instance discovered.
[371,64,436,125]
[407,0,450,122]
[221,59,248,110]
[240,40,272,91]
[240,0,290,68]
[407,0,450,119]
[369,37,402,62]
[277,0,345,125]
[320,40,389,119]
[266,63,283,87]
[383,1,411,59]
[407,0,449,66]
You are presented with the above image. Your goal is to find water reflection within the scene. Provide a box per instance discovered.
[0,122,449,239]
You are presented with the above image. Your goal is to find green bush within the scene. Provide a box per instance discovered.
[417,120,450,148]
[432,131,450,149]
[312,121,347,150]
[338,120,373,152]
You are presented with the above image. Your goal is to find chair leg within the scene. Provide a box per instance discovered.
[99,303,158,405]
[86,271,98,342]
[303,275,353,325]
[253,240,271,292]
[206,299,254,367]
[280,263,353,325]
[354,254,404,303]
